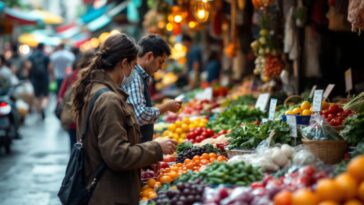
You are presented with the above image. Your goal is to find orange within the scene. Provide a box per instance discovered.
[154,182,161,188]
[358,181,364,201]
[322,101,329,110]
[147,178,156,188]
[192,155,200,161]
[184,158,192,164]
[347,155,364,182]
[273,190,292,205]
[141,197,148,201]
[316,178,343,202]
[148,191,157,199]
[217,156,226,162]
[201,153,209,160]
[209,158,216,162]
[159,175,172,184]
[209,153,217,158]
[141,188,154,198]
[344,199,363,205]
[168,171,179,179]
[200,159,209,165]
[335,173,358,200]
[292,189,319,205]
[318,201,340,205]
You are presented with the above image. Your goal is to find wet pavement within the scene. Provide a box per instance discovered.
[0,95,69,205]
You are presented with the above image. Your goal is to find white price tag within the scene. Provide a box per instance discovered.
[345,68,353,92]
[309,85,317,98]
[255,93,270,112]
[312,90,323,112]
[195,87,213,100]
[261,118,269,124]
[323,84,335,99]
[286,115,297,137]
[268,98,277,120]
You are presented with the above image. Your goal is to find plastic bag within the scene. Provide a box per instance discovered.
[292,145,317,166]
[301,113,341,140]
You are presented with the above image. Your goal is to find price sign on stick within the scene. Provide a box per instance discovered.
[255,93,270,112]
[268,98,277,120]
[286,115,297,138]
[309,85,317,98]
[345,68,353,92]
[323,84,335,99]
[312,90,324,112]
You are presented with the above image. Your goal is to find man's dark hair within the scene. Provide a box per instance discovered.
[182,34,192,42]
[59,43,65,49]
[37,43,44,50]
[138,34,171,57]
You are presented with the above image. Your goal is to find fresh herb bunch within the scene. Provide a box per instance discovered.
[227,120,291,150]
[340,114,364,145]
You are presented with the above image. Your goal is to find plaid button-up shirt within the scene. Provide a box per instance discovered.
[122,65,160,126]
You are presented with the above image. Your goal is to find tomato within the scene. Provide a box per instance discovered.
[328,114,334,119]
[206,129,214,136]
[159,162,169,169]
[328,104,340,114]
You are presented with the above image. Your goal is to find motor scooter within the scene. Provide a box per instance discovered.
[0,83,23,154]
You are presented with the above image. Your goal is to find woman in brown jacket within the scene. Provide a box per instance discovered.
[72,33,176,205]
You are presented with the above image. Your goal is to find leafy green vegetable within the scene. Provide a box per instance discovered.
[340,114,364,145]
[176,142,193,154]
[207,105,264,132]
[344,92,364,113]
[226,121,291,150]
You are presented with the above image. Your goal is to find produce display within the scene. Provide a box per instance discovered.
[139,76,364,205]
[285,101,314,116]
[320,103,353,127]
[180,99,219,116]
[185,127,216,143]
[340,113,364,145]
[151,180,206,205]
[207,104,264,132]
[162,117,208,143]
[226,120,291,150]
[176,143,221,163]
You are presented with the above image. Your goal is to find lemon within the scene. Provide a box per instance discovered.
[301,109,312,116]
[174,121,182,127]
[168,124,176,132]
[292,107,302,115]
[175,128,183,134]
[285,110,294,115]
[300,101,311,110]
[183,117,190,123]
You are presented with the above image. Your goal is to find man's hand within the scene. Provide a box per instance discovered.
[154,138,177,155]
[157,100,182,114]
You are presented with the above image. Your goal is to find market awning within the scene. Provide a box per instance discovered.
[5,8,41,25]
[86,1,129,32]
[32,10,64,25]
[18,31,61,47]
[81,5,109,24]
[0,2,5,12]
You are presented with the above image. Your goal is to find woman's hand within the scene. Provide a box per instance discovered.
[154,138,177,155]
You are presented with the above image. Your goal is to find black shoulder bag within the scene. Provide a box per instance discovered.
[58,87,109,205]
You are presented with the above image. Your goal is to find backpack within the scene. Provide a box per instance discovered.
[60,86,74,129]
[30,52,48,77]
[58,87,109,205]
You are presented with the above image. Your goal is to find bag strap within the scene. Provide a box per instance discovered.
[80,87,110,142]
[80,87,110,192]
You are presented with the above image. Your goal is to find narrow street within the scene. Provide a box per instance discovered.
[0,95,69,205]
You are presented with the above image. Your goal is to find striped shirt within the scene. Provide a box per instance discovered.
[122,65,160,126]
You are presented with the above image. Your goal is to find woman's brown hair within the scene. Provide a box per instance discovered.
[72,33,138,118]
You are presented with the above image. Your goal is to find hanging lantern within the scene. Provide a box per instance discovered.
[191,0,212,23]
[171,6,187,24]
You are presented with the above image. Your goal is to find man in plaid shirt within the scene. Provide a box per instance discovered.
[123,34,181,142]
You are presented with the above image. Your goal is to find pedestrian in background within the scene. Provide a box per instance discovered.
[57,51,95,150]
[50,43,75,93]
[28,43,50,120]
[123,34,181,143]
[182,34,203,89]
[72,33,176,205]
[206,50,221,83]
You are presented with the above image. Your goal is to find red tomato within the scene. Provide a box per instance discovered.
[328,104,340,114]
[159,162,169,169]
